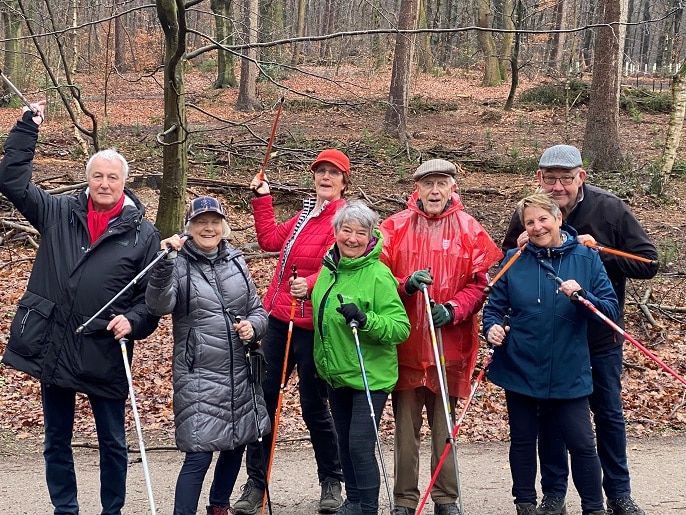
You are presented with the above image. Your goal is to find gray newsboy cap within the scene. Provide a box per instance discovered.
[539,145,583,169]
[413,159,457,181]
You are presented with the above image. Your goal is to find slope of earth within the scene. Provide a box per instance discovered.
[1,64,685,447]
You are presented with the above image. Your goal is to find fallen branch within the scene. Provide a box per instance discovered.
[637,288,662,328]
[1,219,40,237]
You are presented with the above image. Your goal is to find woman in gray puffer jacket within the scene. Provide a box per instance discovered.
[146,196,270,515]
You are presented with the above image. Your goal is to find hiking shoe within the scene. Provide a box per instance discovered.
[233,479,264,515]
[392,507,416,515]
[319,477,343,513]
[434,502,461,514]
[536,495,567,514]
[516,503,537,515]
[607,497,646,515]
[335,500,363,514]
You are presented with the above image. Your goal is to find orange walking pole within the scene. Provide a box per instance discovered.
[583,240,658,266]
[484,244,526,294]
[261,265,297,515]
[257,96,285,182]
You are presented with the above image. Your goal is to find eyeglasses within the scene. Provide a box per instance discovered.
[541,173,578,186]
[314,168,343,178]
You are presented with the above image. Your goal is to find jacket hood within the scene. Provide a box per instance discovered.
[322,228,383,272]
[182,238,242,263]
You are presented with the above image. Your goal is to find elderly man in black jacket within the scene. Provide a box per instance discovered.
[0,102,160,515]
[502,145,657,515]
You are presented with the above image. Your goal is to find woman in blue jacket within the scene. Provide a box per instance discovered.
[483,192,619,515]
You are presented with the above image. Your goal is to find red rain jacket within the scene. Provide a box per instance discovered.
[380,192,502,397]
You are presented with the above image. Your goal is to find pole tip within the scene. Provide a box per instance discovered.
[75,326,84,334]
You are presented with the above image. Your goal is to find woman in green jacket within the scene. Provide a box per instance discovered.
[312,200,411,515]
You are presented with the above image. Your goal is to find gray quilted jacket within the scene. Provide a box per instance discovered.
[146,239,270,452]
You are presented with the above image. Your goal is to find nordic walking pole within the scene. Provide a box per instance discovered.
[583,240,659,266]
[484,244,526,294]
[257,96,285,182]
[543,271,686,387]
[0,68,37,113]
[261,265,297,515]
[416,311,509,514]
[119,337,157,515]
[76,248,173,334]
[419,285,463,508]
[337,294,394,512]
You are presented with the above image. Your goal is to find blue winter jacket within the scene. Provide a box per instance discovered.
[483,227,619,399]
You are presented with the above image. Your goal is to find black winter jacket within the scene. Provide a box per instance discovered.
[502,183,658,353]
[0,113,160,399]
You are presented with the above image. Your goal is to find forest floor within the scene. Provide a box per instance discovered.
[0,63,685,512]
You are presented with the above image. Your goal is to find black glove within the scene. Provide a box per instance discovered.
[431,303,454,328]
[336,295,367,328]
[405,268,433,295]
[571,288,587,303]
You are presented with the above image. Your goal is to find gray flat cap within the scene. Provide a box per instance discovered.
[413,159,457,181]
[539,145,583,169]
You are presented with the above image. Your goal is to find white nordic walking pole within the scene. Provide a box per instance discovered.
[420,285,463,512]
[119,337,157,515]
[339,295,394,512]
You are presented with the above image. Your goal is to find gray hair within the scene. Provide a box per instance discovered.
[516,190,563,225]
[184,218,232,239]
[86,149,129,179]
[333,200,379,234]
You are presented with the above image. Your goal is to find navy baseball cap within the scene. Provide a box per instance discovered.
[185,196,226,224]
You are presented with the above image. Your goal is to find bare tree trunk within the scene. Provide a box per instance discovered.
[236,0,261,111]
[546,0,566,72]
[114,11,127,71]
[504,0,523,110]
[383,0,420,142]
[583,0,627,172]
[499,0,514,81]
[416,0,433,73]
[476,0,501,86]
[290,0,306,66]
[1,0,22,103]
[211,0,237,88]
[155,0,189,238]
[658,62,686,193]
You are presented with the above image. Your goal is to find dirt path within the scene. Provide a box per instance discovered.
[1,434,684,514]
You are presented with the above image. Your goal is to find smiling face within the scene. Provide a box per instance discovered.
[335,220,371,259]
[188,212,224,252]
[416,174,456,216]
[87,157,126,212]
[537,167,586,212]
[523,205,563,248]
[313,163,347,203]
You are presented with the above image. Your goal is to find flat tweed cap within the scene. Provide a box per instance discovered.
[413,159,457,181]
[539,144,583,169]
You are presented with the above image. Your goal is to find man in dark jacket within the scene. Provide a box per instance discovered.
[502,144,658,515]
[0,102,160,515]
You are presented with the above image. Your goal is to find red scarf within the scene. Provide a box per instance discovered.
[87,193,126,244]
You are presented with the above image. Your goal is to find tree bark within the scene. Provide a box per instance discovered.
[582,0,627,172]
[383,0,420,142]
[211,0,237,88]
[658,62,686,193]
[498,0,514,81]
[1,0,22,103]
[476,0,501,86]
[290,0,306,66]
[236,0,261,111]
[155,0,189,238]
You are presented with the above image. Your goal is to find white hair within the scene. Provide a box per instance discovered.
[86,149,129,179]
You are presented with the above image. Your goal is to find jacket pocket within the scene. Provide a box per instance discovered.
[8,291,55,358]
[74,320,122,382]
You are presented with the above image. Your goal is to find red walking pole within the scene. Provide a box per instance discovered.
[484,244,526,294]
[257,96,285,182]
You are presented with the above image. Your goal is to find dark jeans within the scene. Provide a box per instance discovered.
[244,316,343,489]
[173,447,245,514]
[505,390,603,512]
[42,383,127,515]
[328,386,388,515]
[538,346,630,499]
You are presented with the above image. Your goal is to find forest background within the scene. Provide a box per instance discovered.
[0,0,685,448]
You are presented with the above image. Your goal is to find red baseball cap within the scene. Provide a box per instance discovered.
[310,149,350,174]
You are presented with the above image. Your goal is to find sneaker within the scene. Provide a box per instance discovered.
[607,497,646,515]
[319,477,343,513]
[434,502,461,514]
[392,507,416,515]
[336,500,363,514]
[516,503,537,515]
[536,495,567,515]
[233,479,264,515]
